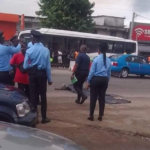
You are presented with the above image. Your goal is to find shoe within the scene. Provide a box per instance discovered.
[41,118,51,124]
[75,99,80,104]
[80,96,87,104]
[98,116,103,121]
[87,116,94,121]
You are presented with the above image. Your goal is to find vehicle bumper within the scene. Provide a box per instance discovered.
[16,109,37,128]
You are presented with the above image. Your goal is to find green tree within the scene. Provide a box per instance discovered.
[36,0,95,32]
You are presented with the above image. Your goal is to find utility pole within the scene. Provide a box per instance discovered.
[129,12,136,39]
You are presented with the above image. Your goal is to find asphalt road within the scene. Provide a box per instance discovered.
[47,68,150,98]
[38,68,150,150]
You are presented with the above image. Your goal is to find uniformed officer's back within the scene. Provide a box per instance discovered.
[23,30,52,124]
[26,43,49,70]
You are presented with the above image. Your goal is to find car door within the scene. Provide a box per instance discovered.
[126,56,140,74]
[139,57,150,75]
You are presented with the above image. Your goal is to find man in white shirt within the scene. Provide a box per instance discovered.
[58,51,62,64]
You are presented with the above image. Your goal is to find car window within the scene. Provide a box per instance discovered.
[126,56,139,63]
[139,57,148,64]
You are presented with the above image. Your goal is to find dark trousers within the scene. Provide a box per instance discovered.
[29,70,47,119]
[18,83,30,101]
[0,72,13,86]
[73,71,88,99]
[90,76,108,117]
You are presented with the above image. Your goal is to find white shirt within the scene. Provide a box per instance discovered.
[58,51,62,60]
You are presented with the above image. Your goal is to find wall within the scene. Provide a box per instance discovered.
[0,22,17,40]
[93,17,105,26]
[105,16,124,27]
[93,16,124,27]
[0,13,19,40]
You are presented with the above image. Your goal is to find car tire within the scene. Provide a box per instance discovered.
[119,68,129,78]
[0,113,14,123]
[140,75,145,78]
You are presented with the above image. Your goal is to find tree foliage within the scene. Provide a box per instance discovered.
[36,0,95,32]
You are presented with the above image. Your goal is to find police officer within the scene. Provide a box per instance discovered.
[71,45,90,104]
[23,30,52,124]
[0,31,21,85]
[86,42,111,121]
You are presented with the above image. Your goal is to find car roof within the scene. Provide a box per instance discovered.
[0,122,85,150]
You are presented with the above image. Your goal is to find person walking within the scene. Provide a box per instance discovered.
[86,42,111,121]
[10,42,30,99]
[71,45,90,104]
[23,30,52,124]
[0,31,21,85]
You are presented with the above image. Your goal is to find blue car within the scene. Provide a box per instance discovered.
[110,54,150,78]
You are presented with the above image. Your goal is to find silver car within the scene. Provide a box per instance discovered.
[0,122,86,150]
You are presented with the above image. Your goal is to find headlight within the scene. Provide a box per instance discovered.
[16,102,31,117]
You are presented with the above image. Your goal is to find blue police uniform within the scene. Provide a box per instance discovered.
[0,44,21,85]
[23,30,51,123]
[87,53,111,120]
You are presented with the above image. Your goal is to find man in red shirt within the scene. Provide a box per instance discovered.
[10,42,30,99]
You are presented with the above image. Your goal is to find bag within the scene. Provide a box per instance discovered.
[18,62,28,74]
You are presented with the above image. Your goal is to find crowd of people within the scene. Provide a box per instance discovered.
[0,30,52,124]
[0,29,111,124]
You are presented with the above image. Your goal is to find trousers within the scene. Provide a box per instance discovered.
[73,71,88,99]
[29,69,47,119]
[90,76,108,117]
[0,71,13,85]
[18,83,30,101]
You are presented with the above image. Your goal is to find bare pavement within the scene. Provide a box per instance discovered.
[38,69,150,150]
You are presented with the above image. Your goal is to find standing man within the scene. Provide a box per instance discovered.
[0,31,21,85]
[71,45,90,104]
[10,42,30,99]
[23,30,52,124]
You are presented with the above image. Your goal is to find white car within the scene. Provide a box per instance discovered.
[0,122,86,150]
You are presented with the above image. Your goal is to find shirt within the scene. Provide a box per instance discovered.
[23,43,52,82]
[74,51,79,60]
[58,51,62,60]
[27,42,43,48]
[0,44,21,71]
[87,54,111,83]
[10,52,29,84]
[76,52,90,72]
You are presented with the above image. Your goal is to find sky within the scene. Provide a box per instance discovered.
[0,0,150,26]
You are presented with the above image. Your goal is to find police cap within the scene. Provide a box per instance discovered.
[10,35,18,42]
[30,30,42,38]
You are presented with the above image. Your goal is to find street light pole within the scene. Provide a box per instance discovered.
[129,12,136,39]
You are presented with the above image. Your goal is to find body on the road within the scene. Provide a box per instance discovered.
[23,30,52,124]
[87,42,111,121]
[71,45,90,104]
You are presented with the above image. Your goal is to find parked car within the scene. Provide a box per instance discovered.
[0,122,86,150]
[0,83,37,127]
[110,54,150,78]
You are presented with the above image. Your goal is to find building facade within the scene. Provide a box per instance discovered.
[130,22,150,57]
[93,16,128,38]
